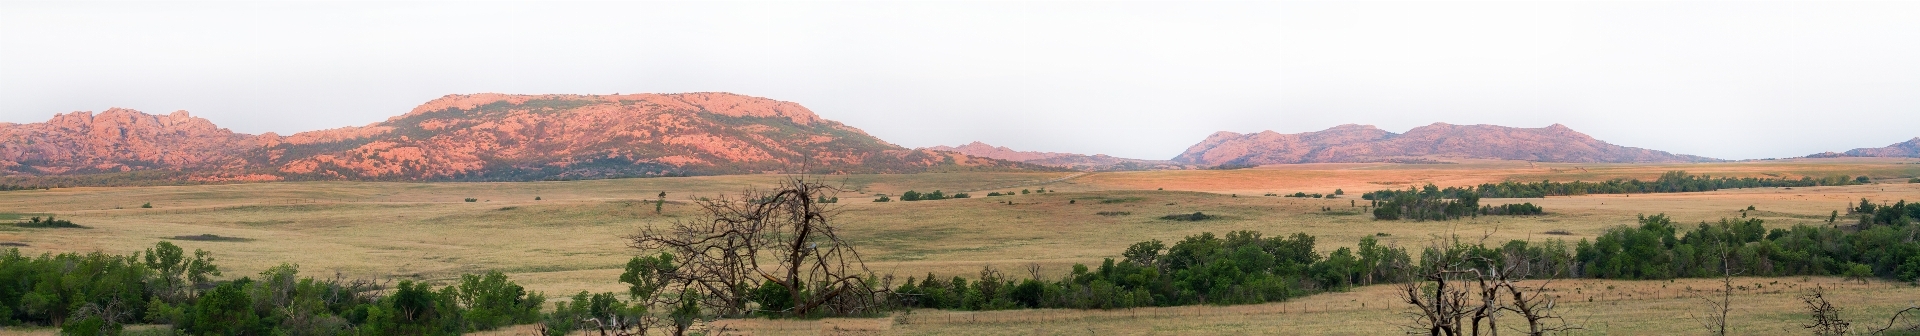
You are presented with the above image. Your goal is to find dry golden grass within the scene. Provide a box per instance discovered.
[780,277,1920,336]
[1,158,1917,334]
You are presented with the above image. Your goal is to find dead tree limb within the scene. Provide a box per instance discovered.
[628,176,881,318]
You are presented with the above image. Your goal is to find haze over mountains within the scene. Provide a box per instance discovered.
[1,92,1909,184]
[921,142,1194,171]
[1172,123,1720,166]
[1806,138,1920,159]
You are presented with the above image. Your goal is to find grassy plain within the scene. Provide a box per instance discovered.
[2,157,1918,334]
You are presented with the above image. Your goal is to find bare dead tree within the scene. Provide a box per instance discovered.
[1401,232,1581,336]
[1496,249,1580,336]
[1692,242,1740,336]
[1398,236,1485,336]
[628,176,881,319]
[1799,286,1851,336]
[1399,257,1477,336]
[1870,306,1920,335]
[68,298,135,331]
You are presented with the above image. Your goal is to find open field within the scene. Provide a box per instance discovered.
[2,158,1918,334]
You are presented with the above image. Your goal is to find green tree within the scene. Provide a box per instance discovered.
[144,241,220,301]
[454,271,543,330]
[189,278,265,335]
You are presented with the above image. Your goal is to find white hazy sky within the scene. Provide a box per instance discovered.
[4,1,1918,160]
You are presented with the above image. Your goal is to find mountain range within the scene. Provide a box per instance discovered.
[1171,123,1719,166]
[921,142,1196,171]
[1,92,1907,185]
[1805,138,1920,159]
[0,93,1052,183]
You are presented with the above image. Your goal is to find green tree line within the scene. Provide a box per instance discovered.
[0,242,543,335]
[886,201,1918,313]
[1362,171,1860,200]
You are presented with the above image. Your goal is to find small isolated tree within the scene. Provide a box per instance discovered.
[629,177,881,321]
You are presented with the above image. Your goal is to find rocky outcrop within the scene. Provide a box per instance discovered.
[0,109,267,175]
[1174,123,1718,166]
[1806,137,1920,158]
[1,93,1053,182]
[925,141,1194,171]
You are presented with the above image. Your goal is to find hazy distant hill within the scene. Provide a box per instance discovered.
[1805,137,1920,158]
[0,93,1055,183]
[1173,123,1719,166]
[924,141,1195,171]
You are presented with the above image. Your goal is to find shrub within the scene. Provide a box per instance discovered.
[874,195,891,202]
[1909,177,1919,183]
[464,198,478,202]
[16,215,84,228]
[1096,211,1131,216]
[1857,176,1872,183]
[953,193,971,199]
[987,192,1002,196]
[141,202,153,208]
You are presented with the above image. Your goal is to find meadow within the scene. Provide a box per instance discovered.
[3,157,1918,334]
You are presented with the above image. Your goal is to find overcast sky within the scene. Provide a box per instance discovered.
[4,1,1917,160]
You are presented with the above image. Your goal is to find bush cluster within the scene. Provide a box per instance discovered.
[894,204,1920,313]
[900,190,969,201]
[1480,202,1544,216]
[1575,211,1920,281]
[1363,171,1859,200]
[1157,212,1218,221]
[1365,187,1546,221]
[0,184,47,191]
[14,215,84,228]
[896,231,1374,310]
[0,242,544,335]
